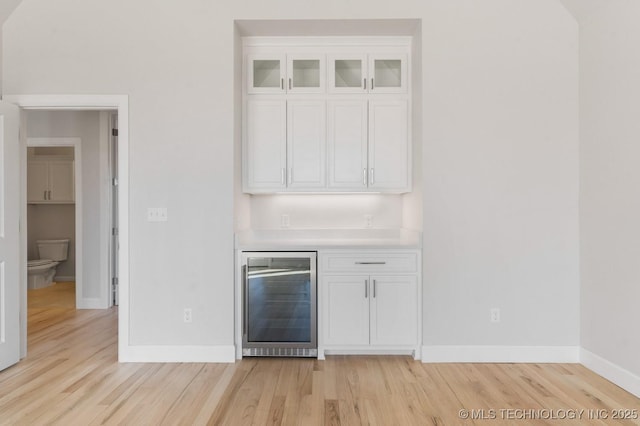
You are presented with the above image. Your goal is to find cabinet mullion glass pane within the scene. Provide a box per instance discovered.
[253,60,281,88]
[334,59,362,88]
[373,59,402,88]
[292,59,320,88]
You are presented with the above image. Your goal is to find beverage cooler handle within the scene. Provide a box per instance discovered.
[243,264,249,336]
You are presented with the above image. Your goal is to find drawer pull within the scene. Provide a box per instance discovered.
[355,261,386,265]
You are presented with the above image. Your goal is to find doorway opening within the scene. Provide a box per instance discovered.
[8,94,129,362]
[26,142,79,311]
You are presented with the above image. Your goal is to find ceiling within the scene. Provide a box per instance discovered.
[0,1,616,35]
[0,0,22,26]
[557,0,610,23]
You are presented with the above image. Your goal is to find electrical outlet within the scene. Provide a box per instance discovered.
[183,308,192,323]
[147,207,168,222]
[364,214,373,228]
[281,214,290,228]
[490,308,500,323]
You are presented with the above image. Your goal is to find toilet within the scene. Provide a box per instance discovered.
[27,239,70,290]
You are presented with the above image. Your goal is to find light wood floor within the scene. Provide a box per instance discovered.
[0,283,638,425]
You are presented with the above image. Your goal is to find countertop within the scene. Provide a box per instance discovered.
[235,228,422,250]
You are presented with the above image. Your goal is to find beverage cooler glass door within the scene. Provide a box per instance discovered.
[242,252,317,356]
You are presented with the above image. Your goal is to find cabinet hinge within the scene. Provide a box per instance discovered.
[112,128,119,137]
[112,227,119,236]
[112,178,118,186]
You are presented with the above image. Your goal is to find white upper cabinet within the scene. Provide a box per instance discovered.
[287,55,325,94]
[328,53,407,94]
[327,99,410,192]
[27,159,75,203]
[244,99,287,191]
[327,100,368,189]
[327,54,367,94]
[243,37,412,194]
[287,100,326,189]
[244,98,327,192]
[247,54,286,94]
[368,100,409,190]
[247,53,325,94]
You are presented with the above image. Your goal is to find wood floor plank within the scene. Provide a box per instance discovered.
[0,283,638,425]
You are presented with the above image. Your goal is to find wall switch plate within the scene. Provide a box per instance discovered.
[490,308,501,323]
[147,207,168,222]
[183,308,192,323]
[281,214,290,228]
[364,214,373,228]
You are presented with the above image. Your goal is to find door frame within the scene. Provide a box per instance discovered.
[26,137,83,308]
[5,94,129,361]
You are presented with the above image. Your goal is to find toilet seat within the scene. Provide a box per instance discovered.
[28,259,55,267]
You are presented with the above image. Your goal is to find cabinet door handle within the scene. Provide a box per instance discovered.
[363,78,367,90]
[370,168,375,185]
[373,279,377,298]
[281,78,284,90]
[44,190,47,200]
[355,261,386,265]
[371,78,375,90]
[289,78,292,90]
[281,168,286,186]
[365,279,368,298]
[288,168,292,185]
[363,168,367,186]
[48,190,52,200]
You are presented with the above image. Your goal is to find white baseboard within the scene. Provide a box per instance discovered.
[119,345,236,363]
[422,345,580,363]
[77,298,107,309]
[580,348,640,398]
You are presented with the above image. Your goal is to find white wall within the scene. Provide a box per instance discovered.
[27,111,103,300]
[580,0,640,379]
[250,194,404,229]
[4,0,579,352]
[0,0,23,96]
[421,2,579,348]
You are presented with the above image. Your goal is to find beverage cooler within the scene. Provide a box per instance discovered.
[241,252,317,357]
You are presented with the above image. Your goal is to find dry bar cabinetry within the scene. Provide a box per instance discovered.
[243,37,412,194]
[318,250,421,359]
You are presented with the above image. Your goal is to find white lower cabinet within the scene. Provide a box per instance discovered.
[369,275,417,345]
[323,275,370,345]
[319,250,420,358]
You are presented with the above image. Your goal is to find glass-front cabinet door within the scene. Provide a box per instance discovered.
[247,54,324,94]
[247,54,286,94]
[287,55,325,93]
[329,53,407,94]
[368,54,408,94]
[328,55,367,94]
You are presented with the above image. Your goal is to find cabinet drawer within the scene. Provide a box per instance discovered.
[320,251,418,273]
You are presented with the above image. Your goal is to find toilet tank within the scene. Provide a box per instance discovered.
[36,239,70,261]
